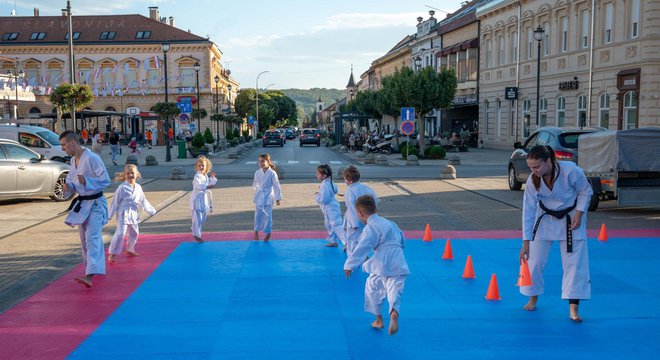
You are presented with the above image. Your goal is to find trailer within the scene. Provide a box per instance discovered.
[578,127,660,211]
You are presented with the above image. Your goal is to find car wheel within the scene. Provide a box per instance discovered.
[50,156,67,163]
[587,178,600,211]
[508,165,523,191]
[50,173,73,201]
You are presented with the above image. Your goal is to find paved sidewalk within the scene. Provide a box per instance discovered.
[333,145,512,166]
[93,142,241,168]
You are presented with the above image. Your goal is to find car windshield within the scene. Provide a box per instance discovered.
[36,130,61,146]
[558,132,589,148]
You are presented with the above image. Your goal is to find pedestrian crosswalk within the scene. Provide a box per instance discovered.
[244,160,345,165]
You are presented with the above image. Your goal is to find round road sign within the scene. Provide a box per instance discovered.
[401,120,415,135]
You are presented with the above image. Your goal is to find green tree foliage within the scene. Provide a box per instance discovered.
[191,132,205,149]
[203,128,214,144]
[50,83,94,131]
[192,108,208,127]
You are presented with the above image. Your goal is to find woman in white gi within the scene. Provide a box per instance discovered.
[342,166,378,255]
[60,130,110,288]
[108,164,156,262]
[519,145,592,322]
[344,195,410,335]
[190,156,217,243]
[314,164,344,247]
[252,153,282,241]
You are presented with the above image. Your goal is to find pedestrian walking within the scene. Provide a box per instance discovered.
[109,128,120,166]
[91,128,103,155]
[252,153,282,241]
[145,129,152,149]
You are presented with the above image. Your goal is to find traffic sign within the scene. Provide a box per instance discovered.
[401,107,415,121]
[178,113,189,124]
[505,87,518,100]
[177,102,192,113]
[401,120,415,136]
[248,115,254,124]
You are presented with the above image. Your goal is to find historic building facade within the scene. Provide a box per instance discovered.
[0,6,238,143]
[477,0,660,149]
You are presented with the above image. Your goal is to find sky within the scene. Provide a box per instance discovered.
[1,0,465,90]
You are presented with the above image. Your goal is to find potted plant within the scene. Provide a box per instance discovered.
[187,132,209,157]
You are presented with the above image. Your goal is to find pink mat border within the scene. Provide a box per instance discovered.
[1,228,658,359]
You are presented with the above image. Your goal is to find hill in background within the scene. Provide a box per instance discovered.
[280,88,346,117]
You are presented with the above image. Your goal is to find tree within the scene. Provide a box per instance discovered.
[49,83,94,132]
[192,108,208,131]
[152,102,181,140]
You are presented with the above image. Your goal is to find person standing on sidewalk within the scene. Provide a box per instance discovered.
[342,166,377,255]
[145,129,152,149]
[91,128,103,155]
[519,145,592,323]
[108,128,120,166]
[59,130,110,288]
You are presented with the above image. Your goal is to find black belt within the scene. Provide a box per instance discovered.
[63,192,104,214]
[531,199,577,252]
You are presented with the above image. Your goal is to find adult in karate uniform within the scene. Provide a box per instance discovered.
[60,130,110,288]
[519,145,593,322]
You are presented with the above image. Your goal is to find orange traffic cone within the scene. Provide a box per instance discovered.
[516,260,533,286]
[442,239,454,260]
[485,274,501,300]
[462,255,476,279]
[423,224,433,242]
[598,223,608,242]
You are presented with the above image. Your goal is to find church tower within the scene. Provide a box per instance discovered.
[316,96,324,112]
[346,65,356,101]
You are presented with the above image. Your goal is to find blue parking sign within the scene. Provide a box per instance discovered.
[248,116,254,124]
[177,102,192,113]
[401,107,415,121]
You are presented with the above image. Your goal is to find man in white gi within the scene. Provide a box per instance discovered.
[60,130,111,288]
[520,145,592,322]
[342,166,377,255]
[345,195,410,335]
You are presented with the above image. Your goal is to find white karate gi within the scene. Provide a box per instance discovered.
[521,161,593,300]
[108,182,156,255]
[252,167,282,234]
[314,178,344,245]
[343,182,378,255]
[190,172,217,238]
[344,214,410,316]
[63,148,110,276]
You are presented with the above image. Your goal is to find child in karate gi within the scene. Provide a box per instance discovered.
[344,195,410,335]
[342,165,377,255]
[519,145,593,323]
[59,130,110,288]
[190,156,217,243]
[252,153,282,241]
[314,164,344,248]
[107,164,157,262]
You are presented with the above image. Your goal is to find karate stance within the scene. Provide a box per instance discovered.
[314,164,344,247]
[344,195,410,335]
[190,156,217,243]
[342,166,377,255]
[519,145,593,323]
[60,130,111,288]
[108,165,157,262]
[252,153,282,241]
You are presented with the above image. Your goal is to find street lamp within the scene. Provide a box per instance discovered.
[256,70,269,137]
[162,42,171,162]
[534,25,545,128]
[7,64,24,124]
[193,61,201,132]
[214,74,220,145]
[413,56,422,71]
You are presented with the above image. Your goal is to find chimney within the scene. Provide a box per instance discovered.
[169,16,175,27]
[161,17,167,23]
[34,8,40,17]
[148,6,159,21]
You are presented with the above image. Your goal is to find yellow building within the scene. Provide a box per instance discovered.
[0,6,238,144]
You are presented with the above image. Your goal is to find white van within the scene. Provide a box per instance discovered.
[0,125,69,162]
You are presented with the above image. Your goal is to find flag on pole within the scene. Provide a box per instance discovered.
[154,55,160,69]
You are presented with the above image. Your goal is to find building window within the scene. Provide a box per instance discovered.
[485,100,490,135]
[440,55,448,70]
[100,31,116,40]
[522,98,531,137]
[510,103,515,137]
[2,32,19,41]
[457,50,467,81]
[64,32,80,40]
[623,91,638,129]
[179,63,195,88]
[30,32,46,40]
[26,68,39,87]
[511,31,518,63]
[448,52,457,73]
[630,0,640,38]
[604,3,613,44]
[147,58,160,88]
[581,11,590,48]
[543,22,550,56]
[556,96,566,127]
[498,35,505,65]
[539,97,548,127]
[497,99,502,137]
[101,62,116,91]
[527,27,533,60]
[561,17,568,52]
[124,62,137,89]
[577,95,587,127]
[486,39,493,68]
[599,93,610,128]
[467,48,478,80]
[136,31,152,39]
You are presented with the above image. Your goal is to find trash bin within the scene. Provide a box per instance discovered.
[177,140,187,159]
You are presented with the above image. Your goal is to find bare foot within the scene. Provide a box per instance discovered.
[75,276,92,288]
[388,310,399,335]
[343,244,347,253]
[325,242,339,247]
[570,303,583,323]
[127,251,139,257]
[371,316,384,329]
[254,231,259,241]
[523,296,538,311]
[264,233,271,242]
[194,236,204,243]
[108,254,116,262]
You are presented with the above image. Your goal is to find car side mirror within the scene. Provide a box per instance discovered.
[513,141,522,149]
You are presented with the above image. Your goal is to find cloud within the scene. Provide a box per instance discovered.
[223,34,283,49]
[313,12,420,31]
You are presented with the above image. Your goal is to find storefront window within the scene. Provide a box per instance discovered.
[624,91,638,129]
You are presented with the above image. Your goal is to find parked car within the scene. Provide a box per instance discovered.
[262,130,284,147]
[0,138,73,201]
[508,126,605,190]
[0,124,69,163]
[284,128,296,139]
[300,128,320,147]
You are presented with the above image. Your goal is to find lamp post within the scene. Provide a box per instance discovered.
[214,74,220,145]
[256,70,268,137]
[63,0,76,130]
[162,42,171,162]
[413,56,422,71]
[534,25,545,128]
[7,64,24,125]
[193,61,201,132]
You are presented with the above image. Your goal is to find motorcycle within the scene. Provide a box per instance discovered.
[362,134,393,155]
